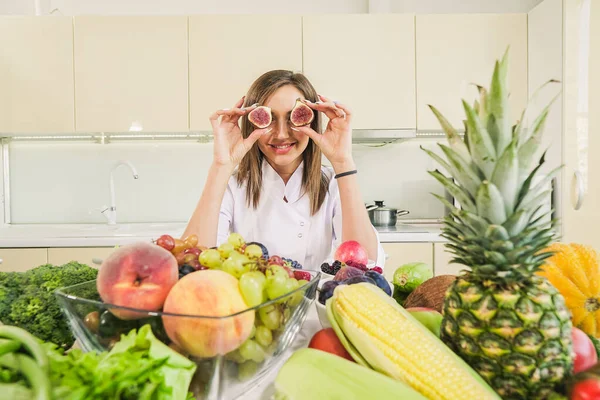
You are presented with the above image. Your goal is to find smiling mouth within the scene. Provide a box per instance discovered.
[269,143,296,149]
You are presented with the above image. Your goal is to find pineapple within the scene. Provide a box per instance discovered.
[423,49,573,399]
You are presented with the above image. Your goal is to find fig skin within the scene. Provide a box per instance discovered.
[248,106,272,129]
[290,98,314,127]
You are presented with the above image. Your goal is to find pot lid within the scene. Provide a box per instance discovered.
[370,200,397,211]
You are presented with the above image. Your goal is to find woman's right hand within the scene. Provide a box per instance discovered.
[209,96,271,168]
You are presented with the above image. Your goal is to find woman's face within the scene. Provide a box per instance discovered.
[256,85,311,170]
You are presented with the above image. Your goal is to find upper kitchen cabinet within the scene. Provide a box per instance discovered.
[302,14,416,130]
[189,15,302,131]
[0,17,74,134]
[416,14,528,130]
[73,16,189,132]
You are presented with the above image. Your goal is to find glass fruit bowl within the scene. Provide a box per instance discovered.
[54,269,320,400]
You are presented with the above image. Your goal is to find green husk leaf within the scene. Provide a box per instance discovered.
[486,51,511,153]
[491,139,519,215]
[476,181,507,225]
[428,170,477,213]
[439,143,483,195]
[427,104,472,163]
[463,100,497,178]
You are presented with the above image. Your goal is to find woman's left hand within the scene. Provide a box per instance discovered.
[293,94,355,171]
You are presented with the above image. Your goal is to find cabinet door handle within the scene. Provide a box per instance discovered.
[571,170,585,210]
[0,259,3,264]
[92,258,103,265]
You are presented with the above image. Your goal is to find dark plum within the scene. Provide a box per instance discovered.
[342,275,377,286]
[318,280,344,305]
[333,266,364,282]
[364,270,392,296]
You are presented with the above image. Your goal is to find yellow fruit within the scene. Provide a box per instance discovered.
[537,242,600,336]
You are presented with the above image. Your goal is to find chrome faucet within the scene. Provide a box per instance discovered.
[101,160,139,225]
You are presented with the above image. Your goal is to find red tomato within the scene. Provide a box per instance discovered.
[573,327,598,374]
[308,328,354,362]
[571,379,600,400]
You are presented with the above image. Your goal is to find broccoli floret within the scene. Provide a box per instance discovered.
[0,262,98,349]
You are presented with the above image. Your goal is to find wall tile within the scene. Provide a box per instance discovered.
[9,137,446,224]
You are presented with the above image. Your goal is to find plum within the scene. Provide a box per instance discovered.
[364,270,392,296]
[333,266,364,282]
[319,280,344,305]
[342,275,377,286]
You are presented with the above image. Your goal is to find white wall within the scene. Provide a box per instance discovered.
[0,0,544,16]
[527,0,563,223]
[9,139,445,224]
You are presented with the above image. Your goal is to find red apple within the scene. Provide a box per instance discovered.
[573,327,598,374]
[334,240,369,265]
[97,241,178,320]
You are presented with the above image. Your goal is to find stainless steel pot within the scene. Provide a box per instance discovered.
[366,201,410,226]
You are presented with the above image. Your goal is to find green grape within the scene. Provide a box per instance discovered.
[244,244,263,260]
[218,242,235,258]
[199,249,222,269]
[282,307,291,325]
[297,279,309,287]
[255,325,272,348]
[222,257,245,279]
[238,361,258,381]
[228,232,245,248]
[266,265,289,280]
[239,271,267,307]
[258,305,281,330]
[225,349,246,364]
[266,274,288,300]
[249,324,256,339]
[238,339,265,363]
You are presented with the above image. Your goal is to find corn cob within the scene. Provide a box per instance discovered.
[327,283,500,400]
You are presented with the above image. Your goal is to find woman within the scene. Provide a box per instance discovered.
[183,70,385,270]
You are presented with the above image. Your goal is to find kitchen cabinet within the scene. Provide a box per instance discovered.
[381,243,433,282]
[433,243,465,276]
[561,0,600,249]
[415,14,528,130]
[0,17,74,133]
[302,14,416,130]
[189,15,302,132]
[0,249,47,273]
[73,16,188,132]
[47,247,116,267]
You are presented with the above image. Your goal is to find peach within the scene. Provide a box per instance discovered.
[162,269,255,358]
[97,241,178,320]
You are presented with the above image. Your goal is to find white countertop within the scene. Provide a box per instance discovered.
[0,221,445,248]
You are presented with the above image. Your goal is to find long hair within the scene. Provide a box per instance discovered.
[237,70,329,215]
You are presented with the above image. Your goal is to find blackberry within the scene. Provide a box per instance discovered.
[320,262,335,275]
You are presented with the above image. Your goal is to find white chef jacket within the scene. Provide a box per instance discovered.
[216,159,386,271]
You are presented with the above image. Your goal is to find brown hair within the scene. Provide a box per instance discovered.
[237,70,330,215]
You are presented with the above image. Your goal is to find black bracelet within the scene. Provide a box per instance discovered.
[334,169,358,179]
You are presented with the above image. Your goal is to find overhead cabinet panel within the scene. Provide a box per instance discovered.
[74,16,189,132]
[416,14,528,131]
[0,16,75,133]
[189,15,303,132]
[302,14,416,130]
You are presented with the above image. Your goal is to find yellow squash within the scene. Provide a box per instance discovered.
[537,242,600,336]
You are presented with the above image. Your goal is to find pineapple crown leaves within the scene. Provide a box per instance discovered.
[423,48,562,280]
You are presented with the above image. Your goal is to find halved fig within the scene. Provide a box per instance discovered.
[290,98,314,127]
[248,106,272,129]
